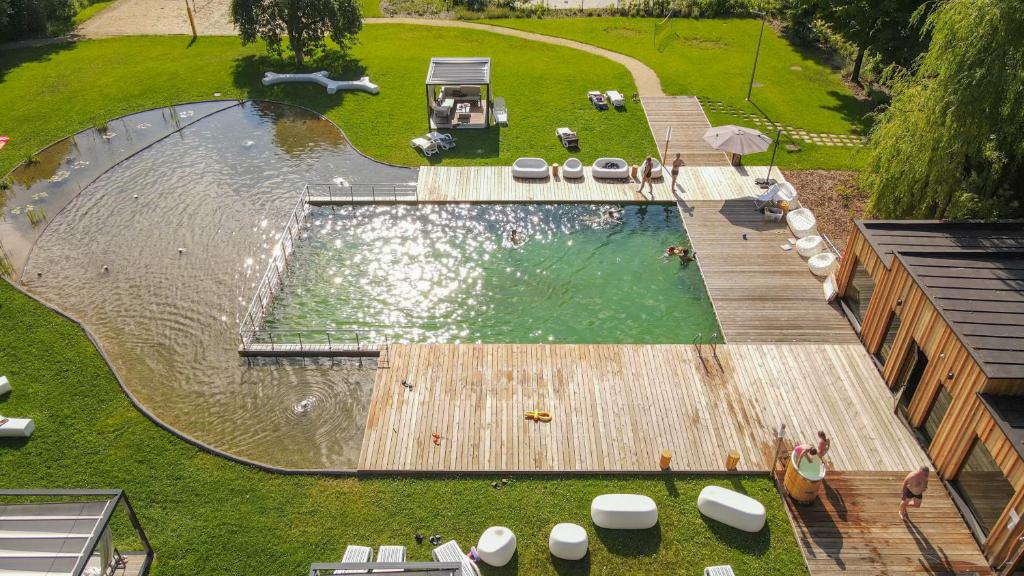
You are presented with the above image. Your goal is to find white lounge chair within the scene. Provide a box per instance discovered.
[606,90,625,108]
[705,567,736,576]
[556,127,579,149]
[411,137,438,157]
[0,416,35,438]
[0,376,9,396]
[493,97,508,126]
[697,485,766,533]
[591,157,629,179]
[563,158,584,179]
[432,540,481,576]
[427,131,456,150]
[512,157,549,179]
[755,181,798,210]
[374,546,406,573]
[333,545,373,574]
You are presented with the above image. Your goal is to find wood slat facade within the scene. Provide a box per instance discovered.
[837,223,1024,569]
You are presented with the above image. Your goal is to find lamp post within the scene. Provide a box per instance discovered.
[746,10,767,101]
[756,129,782,188]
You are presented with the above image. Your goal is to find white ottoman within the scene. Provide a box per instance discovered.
[477,526,516,567]
[590,494,658,529]
[697,486,766,533]
[796,235,823,258]
[549,523,588,560]
[0,376,9,396]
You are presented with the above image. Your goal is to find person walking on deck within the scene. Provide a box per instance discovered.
[900,466,930,520]
[636,156,654,198]
[670,153,683,192]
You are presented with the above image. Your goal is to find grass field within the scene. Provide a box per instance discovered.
[0,280,807,576]
[478,17,874,170]
[360,0,383,18]
[0,27,656,175]
[71,0,115,26]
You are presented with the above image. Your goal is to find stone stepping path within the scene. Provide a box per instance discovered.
[698,96,868,147]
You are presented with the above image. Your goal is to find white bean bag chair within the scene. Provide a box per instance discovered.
[697,486,766,533]
[563,158,584,179]
[808,252,838,277]
[512,157,549,179]
[787,207,818,238]
[549,523,588,560]
[592,158,629,179]
[0,376,9,396]
[796,235,824,258]
[590,494,658,529]
[0,417,35,438]
[477,526,516,567]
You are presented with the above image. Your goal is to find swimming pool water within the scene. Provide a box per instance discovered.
[263,204,721,343]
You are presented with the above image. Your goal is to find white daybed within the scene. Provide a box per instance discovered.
[592,157,629,179]
[787,207,818,238]
[697,485,766,533]
[512,157,549,179]
[808,252,838,277]
[261,71,379,95]
[606,90,626,108]
[591,494,658,529]
[562,158,584,179]
[0,417,34,438]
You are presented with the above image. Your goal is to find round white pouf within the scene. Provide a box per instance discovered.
[549,523,588,560]
[796,235,824,258]
[808,252,838,277]
[477,526,516,567]
[590,494,658,529]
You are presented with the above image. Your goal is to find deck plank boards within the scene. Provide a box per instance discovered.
[359,343,926,473]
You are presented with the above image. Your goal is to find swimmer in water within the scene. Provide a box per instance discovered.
[510,229,519,245]
[666,245,683,256]
[604,207,622,220]
[678,248,695,265]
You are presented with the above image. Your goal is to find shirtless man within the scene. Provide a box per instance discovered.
[900,466,930,519]
[670,153,684,192]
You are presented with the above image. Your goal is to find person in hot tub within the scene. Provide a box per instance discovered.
[793,443,819,469]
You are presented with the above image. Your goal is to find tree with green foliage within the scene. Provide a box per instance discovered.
[864,0,1024,219]
[231,0,362,67]
[0,0,76,41]
[814,0,928,84]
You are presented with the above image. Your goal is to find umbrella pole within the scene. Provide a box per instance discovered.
[756,129,781,188]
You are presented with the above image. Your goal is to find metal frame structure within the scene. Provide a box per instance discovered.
[310,562,462,575]
[0,489,153,576]
[425,58,492,130]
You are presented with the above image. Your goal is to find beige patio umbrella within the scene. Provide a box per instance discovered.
[702,125,772,155]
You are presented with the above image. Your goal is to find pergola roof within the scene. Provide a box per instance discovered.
[426,58,491,85]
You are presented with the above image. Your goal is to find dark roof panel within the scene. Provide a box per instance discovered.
[856,220,1024,267]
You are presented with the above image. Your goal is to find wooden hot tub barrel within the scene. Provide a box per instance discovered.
[784,452,824,504]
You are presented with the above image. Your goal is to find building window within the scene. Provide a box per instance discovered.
[842,259,875,326]
[876,312,901,366]
[952,439,1016,537]
[918,385,951,448]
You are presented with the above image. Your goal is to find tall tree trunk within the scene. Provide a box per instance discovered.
[851,45,866,85]
[293,35,304,66]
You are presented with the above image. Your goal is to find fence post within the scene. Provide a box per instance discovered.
[355,331,361,350]
[327,331,332,349]
[297,332,303,351]
[269,331,275,351]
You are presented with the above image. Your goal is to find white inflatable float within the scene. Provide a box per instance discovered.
[261,71,379,95]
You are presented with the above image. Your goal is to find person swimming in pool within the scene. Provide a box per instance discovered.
[678,248,695,266]
[604,207,622,220]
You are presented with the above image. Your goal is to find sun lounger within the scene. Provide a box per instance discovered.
[411,137,439,157]
[432,540,481,576]
[587,90,608,110]
[556,127,579,149]
[0,376,9,396]
[705,566,736,576]
[606,90,625,108]
[427,131,456,150]
[374,545,406,573]
[333,545,373,575]
[493,97,508,126]
[0,417,35,438]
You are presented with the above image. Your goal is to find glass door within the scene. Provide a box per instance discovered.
[895,342,929,417]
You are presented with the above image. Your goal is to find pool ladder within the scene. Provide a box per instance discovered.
[692,332,721,374]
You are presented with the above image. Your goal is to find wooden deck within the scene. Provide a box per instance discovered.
[416,165,783,203]
[358,343,926,473]
[641,96,730,166]
[785,472,992,575]
[681,198,859,343]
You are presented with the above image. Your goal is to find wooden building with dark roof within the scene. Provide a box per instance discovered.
[836,220,1024,570]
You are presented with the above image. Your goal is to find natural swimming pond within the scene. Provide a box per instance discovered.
[263,204,721,343]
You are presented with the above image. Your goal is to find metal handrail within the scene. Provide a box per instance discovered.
[305,182,418,204]
[241,327,399,351]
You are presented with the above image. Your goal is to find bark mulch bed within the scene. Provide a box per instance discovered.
[783,170,872,251]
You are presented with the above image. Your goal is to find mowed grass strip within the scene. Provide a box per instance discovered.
[0,26,656,176]
[0,280,806,575]
[478,17,874,169]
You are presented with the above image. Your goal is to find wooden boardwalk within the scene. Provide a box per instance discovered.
[641,96,730,166]
[416,165,782,203]
[681,198,859,343]
[358,343,926,473]
[785,472,992,575]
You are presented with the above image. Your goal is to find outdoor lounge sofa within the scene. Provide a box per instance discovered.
[641,158,663,179]
[562,158,584,179]
[512,157,549,179]
[591,157,629,179]
[432,540,481,576]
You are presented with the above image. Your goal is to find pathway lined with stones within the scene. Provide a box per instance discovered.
[698,96,868,148]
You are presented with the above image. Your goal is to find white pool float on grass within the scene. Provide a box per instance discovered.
[261,71,380,95]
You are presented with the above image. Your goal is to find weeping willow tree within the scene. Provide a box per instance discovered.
[863,0,1024,219]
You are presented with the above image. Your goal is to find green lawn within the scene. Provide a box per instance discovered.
[0,27,656,175]
[477,17,874,170]
[71,0,115,27]
[360,0,383,18]
[0,280,806,575]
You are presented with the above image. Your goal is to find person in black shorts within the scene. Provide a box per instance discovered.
[900,466,930,519]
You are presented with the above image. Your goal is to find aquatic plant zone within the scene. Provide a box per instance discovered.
[261,204,720,344]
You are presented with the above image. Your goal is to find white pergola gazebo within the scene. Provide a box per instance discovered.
[425,57,491,130]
